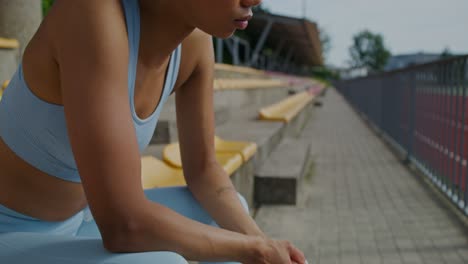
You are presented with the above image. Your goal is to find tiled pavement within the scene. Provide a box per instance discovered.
[255,88,468,264]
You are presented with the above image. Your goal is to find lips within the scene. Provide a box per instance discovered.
[234,14,252,30]
[237,14,253,21]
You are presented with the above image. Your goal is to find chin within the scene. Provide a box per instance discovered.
[198,26,236,39]
[212,29,236,39]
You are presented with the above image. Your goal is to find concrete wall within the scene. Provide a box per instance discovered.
[0,0,42,56]
[0,48,18,82]
[154,86,294,143]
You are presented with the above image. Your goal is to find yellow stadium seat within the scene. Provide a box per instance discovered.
[162,142,244,176]
[259,91,314,123]
[0,80,9,100]
[213,78,286,91]
[214,63,265,76]
[0,38,19,49]
[141,156,186,189]
[213,152,243,176]
[214,136,257,162]
[2,80,9,91]
[162,143,183,168]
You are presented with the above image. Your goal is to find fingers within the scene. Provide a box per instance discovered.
[287,243,307,264]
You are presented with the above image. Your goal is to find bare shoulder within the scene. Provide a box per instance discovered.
[48,0,127,62]
[175,29,215,89]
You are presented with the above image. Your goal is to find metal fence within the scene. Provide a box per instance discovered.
[335,55,468,215]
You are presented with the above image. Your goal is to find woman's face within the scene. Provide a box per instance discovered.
[182,0,262,38]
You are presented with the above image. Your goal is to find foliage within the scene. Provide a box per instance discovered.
[440,47,454,59]
[349,30,391,73]
[319,27,331,63]
[42,0,55,16]
[311,66,340,82]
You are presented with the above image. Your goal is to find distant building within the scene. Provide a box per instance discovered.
[384,52,442,71]
[336,66,368,80]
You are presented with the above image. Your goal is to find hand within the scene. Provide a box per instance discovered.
[246,238,307,264]
[287,242,307,264]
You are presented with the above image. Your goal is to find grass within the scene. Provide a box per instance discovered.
[304,157,316,183]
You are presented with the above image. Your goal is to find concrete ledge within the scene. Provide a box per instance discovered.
[144,100,314,209]
[217,100,314,207]
[214,63,268,79]
[0,48,18,83]
[214,79,286,90]
[254,139,311,205]
[153,86,292,144]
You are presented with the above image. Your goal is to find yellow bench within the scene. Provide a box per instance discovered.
[141,153,243,189]
[0,80,9,100]
[0,38,19,49]
[163,142,243,176]
[2,80,9,90]
[258,91,314,123]
[214,136,257,162]
[214,63,265,76]
[141,156,185,189]
[214,79,286,90]
[142,136,258,189]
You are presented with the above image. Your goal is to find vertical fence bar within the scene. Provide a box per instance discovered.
[448,62,456,197]
[442,63,450,191]
[452,59,462,202]
[456,59,466,205]
[216,38,223,63]
[463,58,468,213]
[436,64,444,187]
[407,71,416,161]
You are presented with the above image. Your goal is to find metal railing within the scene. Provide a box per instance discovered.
[335,55,468,214]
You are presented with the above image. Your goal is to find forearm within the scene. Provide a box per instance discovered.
[107,199,260,262]
[186,165,265,237]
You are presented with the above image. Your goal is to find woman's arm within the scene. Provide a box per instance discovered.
[52,1,268,262]
[175,29,307,264]
[175,30,264,237]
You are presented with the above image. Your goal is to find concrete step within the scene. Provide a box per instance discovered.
[214,64,270,79]
[151,105,230,144]
[152,85,294,144]
[144,93,314,208]
[216,100,314,207]
[0,47,18,83]
[254,138,311,205]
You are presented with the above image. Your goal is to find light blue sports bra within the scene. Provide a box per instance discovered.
[0,0,181,183]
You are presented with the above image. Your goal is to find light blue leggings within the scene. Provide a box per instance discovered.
[0,186,248,264]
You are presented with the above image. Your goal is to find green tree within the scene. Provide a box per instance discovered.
[42,0,55,16]
[440,47,453,59]
[319,27,331,63]
[349,30,391,73]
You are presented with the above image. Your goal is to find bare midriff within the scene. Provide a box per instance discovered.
[0,138,87,221]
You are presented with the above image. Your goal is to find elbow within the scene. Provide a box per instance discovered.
[101,218,147,253]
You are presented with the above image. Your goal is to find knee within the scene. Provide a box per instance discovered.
[153,252,188,264]
[110,251,188,264]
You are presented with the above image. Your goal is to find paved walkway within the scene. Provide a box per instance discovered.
[255,88,468,264]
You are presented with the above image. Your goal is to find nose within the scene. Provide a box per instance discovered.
[241,0,262,8]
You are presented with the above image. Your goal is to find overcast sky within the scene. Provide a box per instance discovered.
[262,0,468,67]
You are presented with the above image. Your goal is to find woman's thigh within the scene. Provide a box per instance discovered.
[144,186,248,224]
[78,186,249,238]
[0,232,188,264]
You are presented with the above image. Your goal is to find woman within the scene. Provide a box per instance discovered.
[0,0,307,263]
